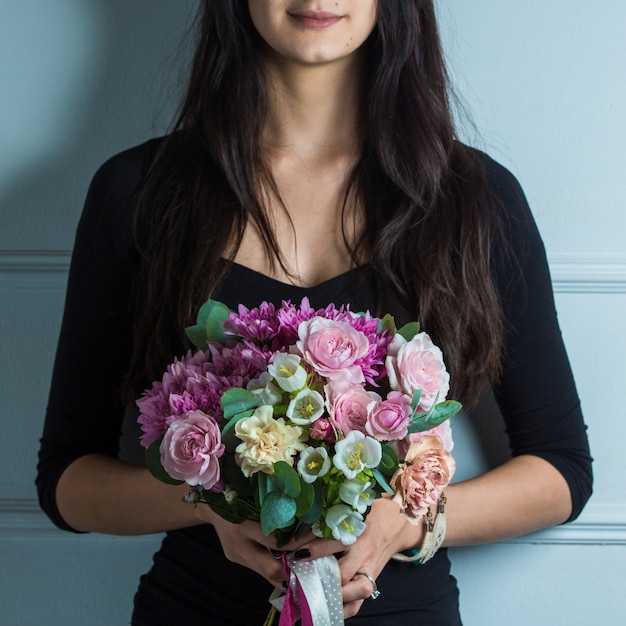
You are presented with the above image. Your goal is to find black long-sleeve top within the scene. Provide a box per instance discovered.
[36,139,592,625]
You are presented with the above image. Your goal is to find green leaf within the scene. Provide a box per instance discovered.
[260,492,297,536]
[145,439,184,485]
[379,444,399,477]
[222,454,255,496]
[294,480,314,517]
[396,321,420,342]
[203,491,250,525]
[379,314,396,334]
[274,461,301,499]
[185,324,209,350]
[221,388,261,420]
[411,389,422,412]
[408,400,462,433]
[221,409,256,453]
[371,468,394,495]
[298,482,323,525]
[257,472,277,507]
[205,301,232,344]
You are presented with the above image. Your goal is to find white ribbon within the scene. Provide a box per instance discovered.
[269,554,344,626]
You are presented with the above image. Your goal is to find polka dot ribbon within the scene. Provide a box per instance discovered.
[269,553,344,626]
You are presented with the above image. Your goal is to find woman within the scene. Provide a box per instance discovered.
[37,1,592,624]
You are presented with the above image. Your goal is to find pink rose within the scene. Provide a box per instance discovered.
[326,380,381,436]
[385,332,450,411]
[391,435,455,523]
[309,417,338,444]
[297,317,370,384]
[160,410,225,490]
[365,391,411,441]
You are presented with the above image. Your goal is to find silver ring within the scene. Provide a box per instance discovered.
[356,571,380,600]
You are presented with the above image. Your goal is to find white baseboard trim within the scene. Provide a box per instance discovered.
[1,251,625,293]
[1,498,624,544]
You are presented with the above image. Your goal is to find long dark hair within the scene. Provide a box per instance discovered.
[126,0,506,406]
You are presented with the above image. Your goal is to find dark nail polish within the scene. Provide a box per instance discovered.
[294,548,311,560]
[282,581,288,589]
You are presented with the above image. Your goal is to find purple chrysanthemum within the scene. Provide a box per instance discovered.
[276,297,352,342]
[223,302,282,344]
[137,343,270,447]
[344,311,394,385]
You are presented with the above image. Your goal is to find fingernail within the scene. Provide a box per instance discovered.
[334,551,346,559]
[282,581,288,589]
[294,549,311,560]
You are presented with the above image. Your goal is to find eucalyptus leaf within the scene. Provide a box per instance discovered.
[260,492,297,535]
[298,482,323,525]
[195,299,219,326]
[411,389,422,412]
[294,481,314,517]
[221,388,261,420]
[185,324,209,350]
[222,454,255,496]
[379,444,399,476]
[257,472,277,506]
[145,439,184,485]
[221,409,255,453]
[274,461,301,499]
[371,468,394,495]
[205,301,232,344]
[380,313,396,334]
[396,321,420,342]
[408,400,462,433]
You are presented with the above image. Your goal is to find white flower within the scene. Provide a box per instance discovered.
[339,479,376,514]
[297,446,332,483]
[325,504,366,545]
[223,486,238,505]
[247,372,283,405]
[311,521,324,538]
[234,405,307,477]
[333,430,382,479]
[268,353,308,392]
[287,388,325,425]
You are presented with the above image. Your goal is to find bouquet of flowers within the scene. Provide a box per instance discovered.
[137,297,459,623]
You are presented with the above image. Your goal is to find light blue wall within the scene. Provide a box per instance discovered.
[1,2,624,624]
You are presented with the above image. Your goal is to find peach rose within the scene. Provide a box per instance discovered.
[391,435,455,523]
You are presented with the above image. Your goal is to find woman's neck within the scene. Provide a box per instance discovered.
[261,54,365,163]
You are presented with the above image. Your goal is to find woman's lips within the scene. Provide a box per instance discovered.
[287,11,343,29]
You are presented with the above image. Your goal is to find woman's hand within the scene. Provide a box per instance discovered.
[295,496,422,620]
[207,511,344,591]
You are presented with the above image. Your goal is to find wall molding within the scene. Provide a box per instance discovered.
[1,498,625,544]
[0,498,161,541]
[0,250,71,289]
[1,250,626,293]
[548,253,626,294]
